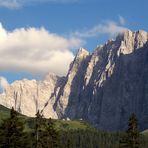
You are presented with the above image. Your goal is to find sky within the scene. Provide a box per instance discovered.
[0,0,148,88]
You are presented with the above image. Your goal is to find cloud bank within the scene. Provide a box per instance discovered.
[71,20,126,38]
[0,17,126,77]
[0,23,82,76]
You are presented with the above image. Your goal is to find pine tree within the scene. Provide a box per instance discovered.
[126,113,140,148]
[0,107,25,148]
[34,110,43,148]
[119,113,140,148]
[42,118,61,148]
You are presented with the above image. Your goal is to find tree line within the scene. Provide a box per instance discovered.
[0,108,148,148]
[0,108,60,148]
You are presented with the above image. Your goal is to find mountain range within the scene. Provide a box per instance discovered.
[0,29,148,131]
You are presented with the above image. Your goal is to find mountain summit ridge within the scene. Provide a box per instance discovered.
[0,29,148,131]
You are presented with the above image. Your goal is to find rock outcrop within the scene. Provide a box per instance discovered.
[0,73,65,118]
[1,29,148,131]
[55,30,148,131]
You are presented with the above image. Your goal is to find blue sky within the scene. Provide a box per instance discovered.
[0,0,147,85]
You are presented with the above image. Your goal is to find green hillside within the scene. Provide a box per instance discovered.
[0,105,10,122]
[0,105,148,148]
[142,129,148,138]
[0,105,92,131]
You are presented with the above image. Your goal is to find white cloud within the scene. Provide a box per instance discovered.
[0,0,78,9]
[119,15,126,25]
[0,18,127,77]
[0,23,83,76]
[71,21,126,38]
[0,0,21,9]
[0,76,9,92]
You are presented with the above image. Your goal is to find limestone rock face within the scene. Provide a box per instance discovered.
[55,48,90,117]
[0,73,64,118]
[1,30,148,131]
[55,30,148,131]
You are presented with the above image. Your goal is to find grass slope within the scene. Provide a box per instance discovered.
[1,104,148,148]
[142,129,148,138]
[0,105,10,122]
[0,105,93,131]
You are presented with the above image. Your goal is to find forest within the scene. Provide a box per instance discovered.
[0,105,148,148]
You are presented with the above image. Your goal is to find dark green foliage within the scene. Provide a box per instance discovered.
[60,129,120,148]
[40,118,61,148]
[34,110,44,148]
[32,111,61,148]
[119,113,140,148]
[0,105,10,123]
[119,132,128,148]
[0,107,25,148]
[0,106,148,148]
[127,113,140,148]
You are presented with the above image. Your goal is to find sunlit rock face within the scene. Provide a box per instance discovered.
[55,30,148,131]
[1,29,148,131]
[0,73,65,118]
[55,47,90,117]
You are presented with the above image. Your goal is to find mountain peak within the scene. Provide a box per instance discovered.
[44,72,58,82]
[73,47,89,63]
[135,29,148,35]
[1,29,148,131]
[77,47,89,56]
[116,29,148,55]
[117,29,148,40]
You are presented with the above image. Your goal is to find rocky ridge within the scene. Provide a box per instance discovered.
[0,73,64,118]
[0,29,148,131]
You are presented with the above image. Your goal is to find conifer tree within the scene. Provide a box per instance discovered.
[127,113,140,148]
[119,113,140,148]
[0,107,25,148]
[42,118,60,148]
[35,110,43,148]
